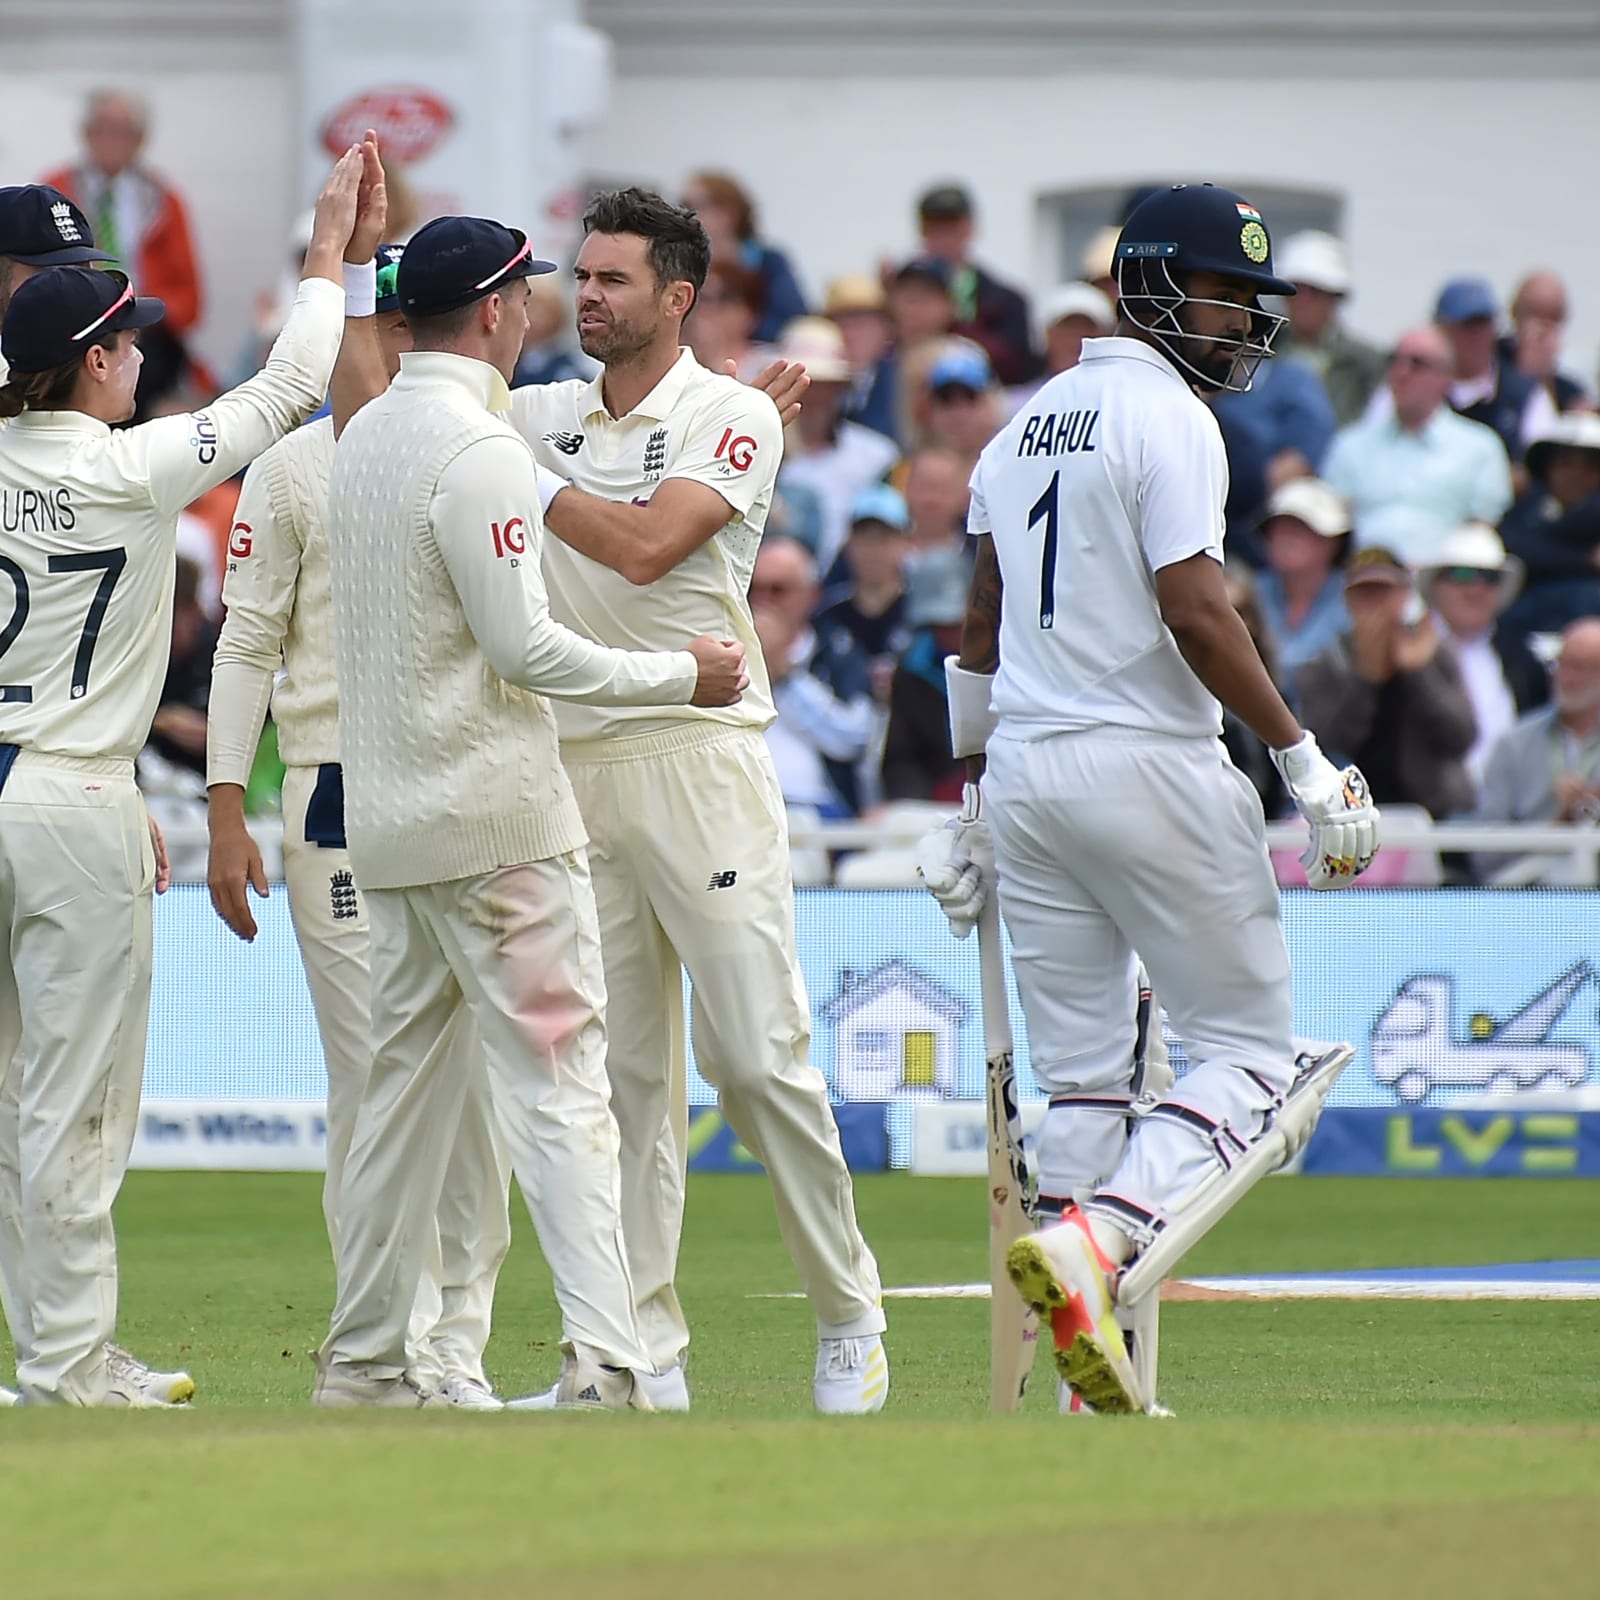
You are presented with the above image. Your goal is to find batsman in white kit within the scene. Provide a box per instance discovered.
[0,151,365,1406]
[516,190,887,1412]
[317,213,748,1410]
[205,218,513,1409]
[918,183,1381,1414]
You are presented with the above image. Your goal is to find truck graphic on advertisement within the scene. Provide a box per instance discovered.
[1371,964,1592,1103]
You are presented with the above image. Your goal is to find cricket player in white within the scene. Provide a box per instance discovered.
[513,190,886,1412]
[0,148,365,1406]
[318,213,749,1410]
[919,184,1380,1414]
[205,232,513,1410]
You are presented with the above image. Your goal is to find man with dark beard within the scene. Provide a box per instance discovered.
[507,189,888,1414]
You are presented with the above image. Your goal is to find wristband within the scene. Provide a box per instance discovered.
[535,463,570,515]
[342,259,377,318]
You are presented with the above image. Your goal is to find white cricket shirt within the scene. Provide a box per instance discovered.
[969,336,1225,741]
[207,416,340,787]
[510,347,783,743]
[0,279,344,761]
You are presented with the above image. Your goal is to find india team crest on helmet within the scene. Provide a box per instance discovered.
[1240,220,1270,265]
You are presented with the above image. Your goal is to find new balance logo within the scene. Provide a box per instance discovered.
[330,870,359,921]
[707,870,738,891]
[542,430,584,456]
[51,202,82,243]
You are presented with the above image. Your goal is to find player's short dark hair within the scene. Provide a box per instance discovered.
[583,187,711,299]
[0,338,116,419]
[404,300,482,347]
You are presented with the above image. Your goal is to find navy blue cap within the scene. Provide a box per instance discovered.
[374,242,405,314]
[1434,276,1498,326]
[395,216,555,318]
[1116,183,1296,297]
[0,185,115,267]
[1,267,165,375]
[893,253,953,290]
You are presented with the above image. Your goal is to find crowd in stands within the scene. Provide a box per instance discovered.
[18,90,1600,887]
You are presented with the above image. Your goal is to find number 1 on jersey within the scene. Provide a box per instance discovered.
[1029,470,1060,630]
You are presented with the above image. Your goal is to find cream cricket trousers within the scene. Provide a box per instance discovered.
[281,764,510,1388]
[322,851,651,1377]
[0,751,152,1405]
[563,723,883,1371]
[983,727,1297,1227]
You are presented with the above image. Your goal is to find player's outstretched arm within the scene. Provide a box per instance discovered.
[331,130,390,438]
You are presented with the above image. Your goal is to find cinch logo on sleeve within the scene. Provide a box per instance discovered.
[191,412,219,466]
[714,428,758,473]
[228,521,253,560]
[490,518,526,560]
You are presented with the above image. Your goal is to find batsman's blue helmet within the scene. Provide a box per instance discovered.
[1114,183,1293,393]
[1115,183,1296,297]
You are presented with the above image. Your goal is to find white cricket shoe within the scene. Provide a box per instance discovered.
[439,1373,504,1411]
[0,1382,18,1407]
[104,1343,195,1407]
[813,1334,889,1414]
[553,1345,653,1412]
[507,1360,688,1412]
[1007,1211,1145,1415]
[311,1354,443,1409]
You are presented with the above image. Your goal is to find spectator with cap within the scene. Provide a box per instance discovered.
[44,88,204,418]
[1253,478,1353,710]
[1418,524,1547,788]
[1433,276,1558,464]
[0,185,115,377]
[775,316,899,574]
[1473,618,1600,884]
[826,273,899,443]
[681,169,807,344]
[887,254,956,349]
[1500,412,1600,635]
[915,183,1036,385]
[749,534,875,816]
[1275,230,1387,426]
[920,343,1005,477]
[880,546,969,802]
[1037,281,1114,380]
[1323,325,1512,564]
[1504,271,1590,416]
[681,256,772,384]
[814,484,913,694]
[1299,546,1477,818]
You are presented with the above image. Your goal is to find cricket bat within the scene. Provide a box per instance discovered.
[977,890,1038,1412]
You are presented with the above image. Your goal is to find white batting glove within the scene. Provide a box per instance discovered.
[915,782,995,939]
[1271,732,1381,890]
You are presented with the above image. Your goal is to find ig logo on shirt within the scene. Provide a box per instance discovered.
[491,518,526,565]
[714,428,758,475]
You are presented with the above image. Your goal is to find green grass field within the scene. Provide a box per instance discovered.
[2,1174,1597,1598]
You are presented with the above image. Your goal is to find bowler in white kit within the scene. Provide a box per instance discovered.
[919,184,1381,1413]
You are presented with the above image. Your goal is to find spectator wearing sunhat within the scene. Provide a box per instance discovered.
[1299,546,1478,818]
[1434,276,1558,464]
[914,183,1037,384]
[1500,413,1600,635]
[1419,523,1547,787]
[775,315,900,572]
[880,545,970,802]
[1006,280,1115,415]
[1275,230,1387,426]
[1254,478,1353,710]
[826,273,899,444]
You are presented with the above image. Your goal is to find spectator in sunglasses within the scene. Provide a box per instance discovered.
[1418,524,1547,787]
[1323,326,1512,564]
[1500,413,1600,635]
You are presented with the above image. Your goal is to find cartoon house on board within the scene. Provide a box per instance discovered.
[821,960,965,1099]
[1371,962,1592,1103]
